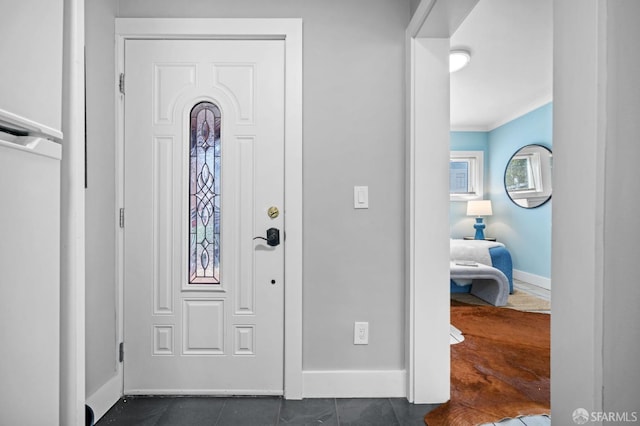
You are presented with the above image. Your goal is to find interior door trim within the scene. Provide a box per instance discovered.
[405,0,479,403]
[115,18,303,399]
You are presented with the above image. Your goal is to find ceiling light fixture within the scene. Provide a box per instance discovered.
[449,50,471,73]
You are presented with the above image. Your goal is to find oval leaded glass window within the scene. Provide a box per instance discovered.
[189,102,221,284]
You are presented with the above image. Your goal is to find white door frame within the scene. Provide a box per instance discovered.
[114,18,303,399]
[61,0,86,424]
[405,0,478,403]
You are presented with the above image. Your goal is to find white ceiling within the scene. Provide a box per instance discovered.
[450,0,553,131]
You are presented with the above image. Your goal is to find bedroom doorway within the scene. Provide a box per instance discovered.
[448,0,553,311]
[406,0,551,405]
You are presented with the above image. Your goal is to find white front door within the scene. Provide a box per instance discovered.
[123,39,285,395]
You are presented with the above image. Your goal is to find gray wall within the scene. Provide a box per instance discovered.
[84,0,409,395]
[0,0,63,134]
[85,0,118,397]
[410,0,422,17]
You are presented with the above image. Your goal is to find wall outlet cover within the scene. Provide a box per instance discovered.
[354,321,369,345]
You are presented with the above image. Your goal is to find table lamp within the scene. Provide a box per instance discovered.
[467,200,493,240]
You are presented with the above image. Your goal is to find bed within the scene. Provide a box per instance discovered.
[450,239,513,305]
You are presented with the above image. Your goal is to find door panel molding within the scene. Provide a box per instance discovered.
[115,18,303,400]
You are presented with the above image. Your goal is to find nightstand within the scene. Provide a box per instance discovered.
[463,236,497,241]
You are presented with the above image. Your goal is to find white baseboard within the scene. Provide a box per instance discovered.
[302,370,406,398]
[86,373,122,422]
[87,370,406,412]
[513,269,551,290]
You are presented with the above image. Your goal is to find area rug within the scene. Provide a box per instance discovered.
[424,302,550,426]
[451,289,550,313]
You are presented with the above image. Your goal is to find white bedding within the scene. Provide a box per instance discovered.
[450,239,504,266]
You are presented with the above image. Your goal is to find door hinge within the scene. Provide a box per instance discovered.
[119,73,125,95]
[119,342,124,363]
[119,208,125,228]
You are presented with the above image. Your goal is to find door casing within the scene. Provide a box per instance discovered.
[405,0,480,403]
[114,18,303,399]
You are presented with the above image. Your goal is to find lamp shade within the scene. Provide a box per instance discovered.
[467,200,493,216]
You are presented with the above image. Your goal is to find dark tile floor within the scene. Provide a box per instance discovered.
[96,396,438,426]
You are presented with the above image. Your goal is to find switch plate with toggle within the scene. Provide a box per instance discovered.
[354,186,369,209]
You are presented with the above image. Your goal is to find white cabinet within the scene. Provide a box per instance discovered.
[0,0,64,138]
[0,136,61,425]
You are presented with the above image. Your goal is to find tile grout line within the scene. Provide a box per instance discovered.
[152,397,174,426]
[213,398,227,426]
[387,398,402,425]
[275,397,282,425]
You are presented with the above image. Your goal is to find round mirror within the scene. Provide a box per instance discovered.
[504,144,552,208]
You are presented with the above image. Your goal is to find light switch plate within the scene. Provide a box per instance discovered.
[354,186,369,209]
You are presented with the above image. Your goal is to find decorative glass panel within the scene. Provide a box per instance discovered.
[189,102,221,284]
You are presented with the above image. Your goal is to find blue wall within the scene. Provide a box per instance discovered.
[450,103,552,279]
